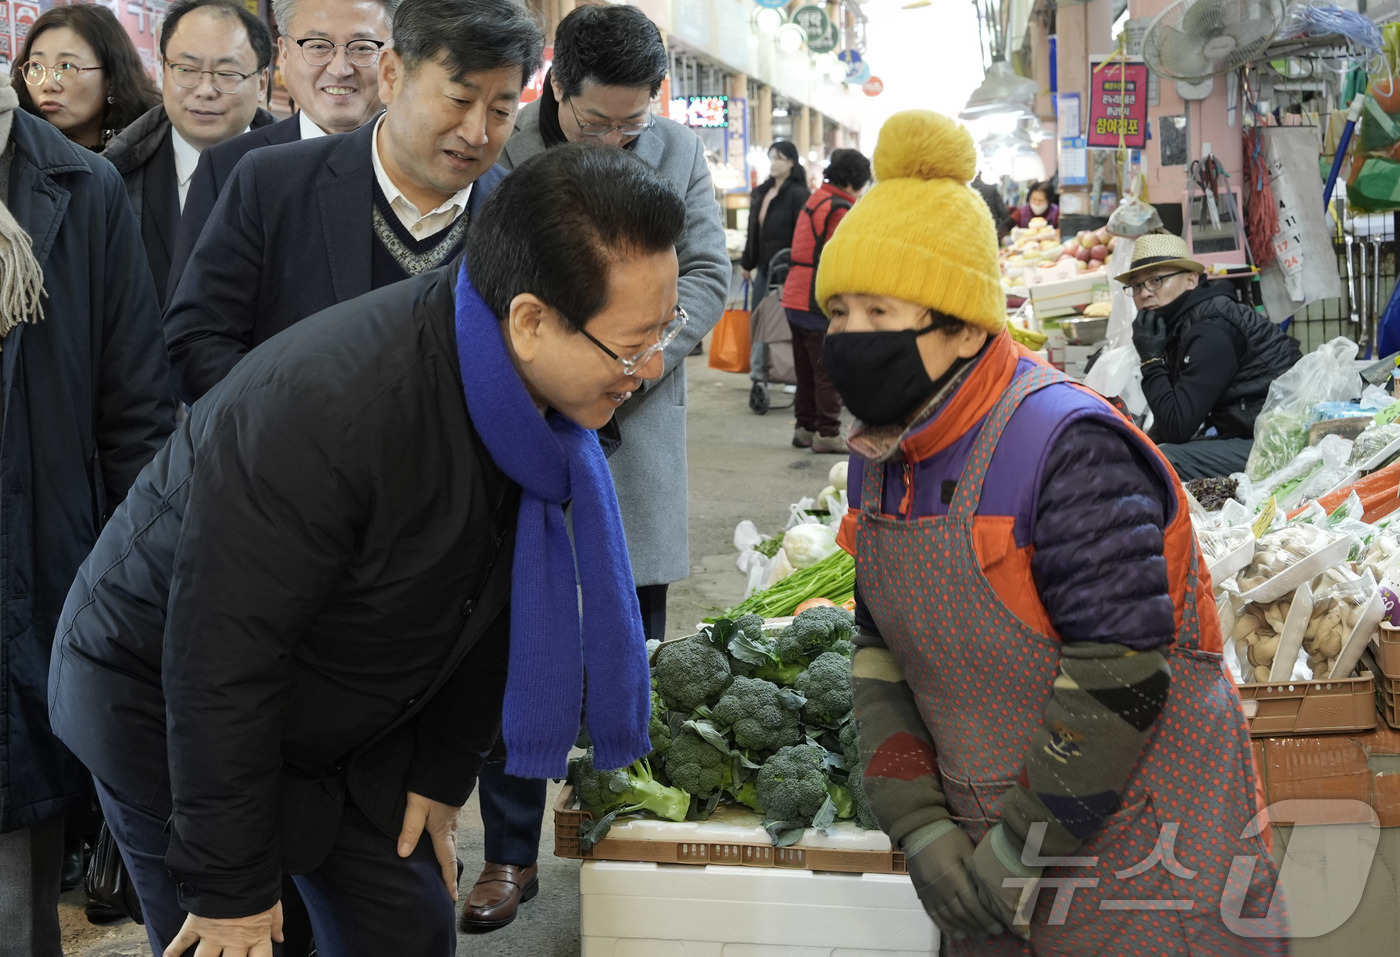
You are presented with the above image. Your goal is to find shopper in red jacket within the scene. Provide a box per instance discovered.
[782,148,871,454]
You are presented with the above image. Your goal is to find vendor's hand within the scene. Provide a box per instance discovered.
[163,903,283,957]
[742,269,752,282]
[903,820,1006,940]
[1131,309,1167,363]
[397,791,463,902]
[970,823,1043,940]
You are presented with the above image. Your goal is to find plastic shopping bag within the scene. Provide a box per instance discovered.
[1244,337,1362,482]
[709,280,752,374]
[1084,344,1150,420]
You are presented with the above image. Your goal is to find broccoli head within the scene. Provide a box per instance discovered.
[794,652,853,728]
[568,749,690,822]
[654,633,733,711]
[663,727,732,799]
[710,676,803,752]
[839,720,860,770]
[756,744,830,826]
[848,763,880,830]
[772,606,856,665]
[733,613,766,641]
[648,688,672,758]
[727,614,767,678]
[830,638,855,658]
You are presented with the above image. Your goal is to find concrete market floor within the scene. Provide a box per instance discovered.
[63,348,831,957]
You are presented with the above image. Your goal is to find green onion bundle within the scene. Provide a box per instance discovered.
[710,549,856,621]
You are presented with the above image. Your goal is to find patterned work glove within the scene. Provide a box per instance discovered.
[970,823,1043,939]
[903,819,1006,940]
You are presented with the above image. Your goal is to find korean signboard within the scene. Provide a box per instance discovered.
[1086,58,1148,150]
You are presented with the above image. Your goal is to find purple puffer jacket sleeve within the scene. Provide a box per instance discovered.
[1030,419,1175,651]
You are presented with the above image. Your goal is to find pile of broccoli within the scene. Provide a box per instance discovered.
[572,605,878,848]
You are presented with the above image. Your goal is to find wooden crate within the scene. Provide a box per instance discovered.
[552,784,906,875]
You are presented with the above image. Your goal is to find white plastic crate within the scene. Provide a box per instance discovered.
[579,859,940,957]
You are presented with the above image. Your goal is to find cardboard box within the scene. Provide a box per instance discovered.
[1256,725,1400,827]
[1027,265,1110,320]
[579,860,939,956]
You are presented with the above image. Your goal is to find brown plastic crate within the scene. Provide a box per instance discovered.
[1384,691,1400,730]
[1377,627,1400,679]
[1236,671,1379,737]
[552,784,906,875]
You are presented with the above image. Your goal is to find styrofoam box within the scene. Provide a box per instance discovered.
[580,860,940,957]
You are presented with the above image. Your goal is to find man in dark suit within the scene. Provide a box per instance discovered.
[163,0,542,405]
[103,0,274,306]
[170,0,395,288]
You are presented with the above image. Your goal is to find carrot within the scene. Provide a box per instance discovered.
[1365,497,1400,525]
[1302,459,1400,517]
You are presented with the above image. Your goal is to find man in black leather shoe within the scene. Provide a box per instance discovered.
[459,3,727,934]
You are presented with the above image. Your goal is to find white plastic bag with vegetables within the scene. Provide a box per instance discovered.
[1244,338,1361,482]
[1306,572,1384,679]
[1231,583,1314,684]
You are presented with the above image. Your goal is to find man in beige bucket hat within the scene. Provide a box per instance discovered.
[1117,232,1300,479]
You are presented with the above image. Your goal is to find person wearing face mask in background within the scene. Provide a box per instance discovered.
[1010,180,1057,229]
[818,111,1286,955]
[12,4,159,150]
[1120,232,1300,480]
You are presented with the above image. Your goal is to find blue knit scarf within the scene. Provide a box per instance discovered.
[453,264,652,778]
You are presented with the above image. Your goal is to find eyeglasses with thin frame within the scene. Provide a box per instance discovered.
[1128,270,1190,297]
[166,61,255,95]
[291,37,386,68]
[565,97,655,138]
[578,307,688,376]
[19,60,103,87]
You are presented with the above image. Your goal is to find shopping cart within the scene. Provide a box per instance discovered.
[748,249,796,415]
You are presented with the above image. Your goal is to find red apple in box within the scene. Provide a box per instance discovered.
[1075,245,1093,262]
[1090,244,1108,261]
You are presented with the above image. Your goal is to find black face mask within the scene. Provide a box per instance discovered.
[823,325,945,426]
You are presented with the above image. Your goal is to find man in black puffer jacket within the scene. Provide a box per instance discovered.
[1120,233,1301,479]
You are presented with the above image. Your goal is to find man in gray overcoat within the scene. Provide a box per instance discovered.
[460,3,729,932]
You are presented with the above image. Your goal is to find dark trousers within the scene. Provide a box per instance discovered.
[1157,436,1252,480]
[95,777,316,957]
[93,778,187,957]
[786,317,841,437]
[0,815,63,957]
[478,584,668,867]
[293,805,455,957]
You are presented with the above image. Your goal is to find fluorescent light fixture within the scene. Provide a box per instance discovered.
[753,6,784,34]
[773,107,790,117]
[776,22,806,52]
[959,59,1038,121]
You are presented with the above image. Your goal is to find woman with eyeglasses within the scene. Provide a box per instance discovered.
[820,111,1286,954]
[1120,232,1301,480]
[13,4,159,150]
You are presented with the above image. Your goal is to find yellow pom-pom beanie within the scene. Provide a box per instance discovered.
[815,110,1004,333]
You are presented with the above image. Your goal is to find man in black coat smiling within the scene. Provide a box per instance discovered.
[52,144,685,957]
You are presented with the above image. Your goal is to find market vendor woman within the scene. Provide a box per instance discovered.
[1121,232,1300,480]
[822,111,1288,955]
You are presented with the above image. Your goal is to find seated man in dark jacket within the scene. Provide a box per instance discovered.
[1120,233,1302,480]
[50,145,685,956]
